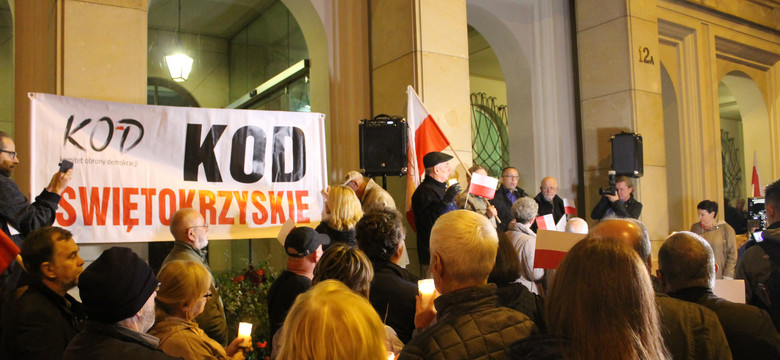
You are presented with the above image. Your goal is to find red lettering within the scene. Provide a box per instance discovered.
[295,190,310,223]
[269,191,286,224]
[159,189,176,225]
[123,188,139,231]
[251,191,268,225]
[140,188,156,225]
[79,187,110,225]
[179,189,195,208]
[217,191,235,225]
[234,191,248,225]
[199,190,217,224]
[287,191,295,222]
[112,187,121,225]
[56,187,77,226]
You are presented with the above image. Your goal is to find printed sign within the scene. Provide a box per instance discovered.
[30,93,327,243]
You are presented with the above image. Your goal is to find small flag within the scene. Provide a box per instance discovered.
[535,214,555,231]
[534,229,585,269]
[0,230,20,273]
[276,218,296,247]
[563,198,577,216]
[751,151,761,197]
[555,216,567,232]
[468,172,499,199]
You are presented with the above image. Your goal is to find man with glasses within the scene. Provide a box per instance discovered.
[492,167,528,231]
[162,208,228,346]
[0,131,72,246]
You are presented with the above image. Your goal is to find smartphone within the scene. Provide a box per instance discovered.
[59,159,74,173]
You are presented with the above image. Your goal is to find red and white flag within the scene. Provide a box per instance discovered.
[751,151,761,197]
[468,172,498,199]
[405,85,451,229]
[535,214,555,231]
[0,230,19,273]
[534,229,585,269]
[563,198,577,216]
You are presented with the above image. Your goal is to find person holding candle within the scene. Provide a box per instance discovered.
[399,210,538,360]
[149,260,250,360]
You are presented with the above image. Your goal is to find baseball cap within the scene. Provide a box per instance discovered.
[285,227,331,257]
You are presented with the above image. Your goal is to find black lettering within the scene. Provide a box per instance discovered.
[272,126,306,182]
[90,117,113,152]
[183,124,226,182]
[230,126,266,183]
[63,115,90,151]
[118,119,144,153]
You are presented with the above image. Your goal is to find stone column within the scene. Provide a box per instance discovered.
[370,0,472,273]
[576,0,669,239]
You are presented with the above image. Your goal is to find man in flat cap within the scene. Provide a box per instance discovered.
[411,151,460,276]
[343,171,397,213]
[267,227,329,347]
[63,247,177,360]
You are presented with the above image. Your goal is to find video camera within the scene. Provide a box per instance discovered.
[748,197,767,231]
[599,170,618,197]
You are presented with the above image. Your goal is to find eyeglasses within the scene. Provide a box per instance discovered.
[0,149,17,160]
[188,223,209,231]
[502,175,519,179]
[203,293,213,299]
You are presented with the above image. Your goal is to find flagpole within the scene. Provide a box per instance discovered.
[447,143,471,178]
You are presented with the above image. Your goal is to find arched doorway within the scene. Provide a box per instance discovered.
[661,63,684,231]
[719,71,772,202]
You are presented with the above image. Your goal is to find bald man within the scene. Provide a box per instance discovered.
[532,177,565,232]
[591,219,731,360]
[162,208,228,346]
[564,217,588,234]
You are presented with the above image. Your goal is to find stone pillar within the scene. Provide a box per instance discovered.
[576,0,669,240]
[370,0,472,273]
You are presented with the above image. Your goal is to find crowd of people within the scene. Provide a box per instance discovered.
[0,130,779,360]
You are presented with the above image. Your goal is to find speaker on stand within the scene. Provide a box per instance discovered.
[611,132,643,178]
[359,115,408,189]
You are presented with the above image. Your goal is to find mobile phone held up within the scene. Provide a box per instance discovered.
[59,159,74,173]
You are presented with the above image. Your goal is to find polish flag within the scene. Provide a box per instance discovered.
[534,229,585,269]
[468,172,498,199]
[563,198,577,216]
[0,230,19,273]
[405,85,451,229]
[535,214,555,231]
[751,151,761,197]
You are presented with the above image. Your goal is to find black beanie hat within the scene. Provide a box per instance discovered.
[78,247,159,323]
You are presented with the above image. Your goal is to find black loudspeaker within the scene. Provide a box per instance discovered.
[611,132,643,177]
[359,115,408,176]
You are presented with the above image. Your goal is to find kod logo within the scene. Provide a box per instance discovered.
[63,115,144,154]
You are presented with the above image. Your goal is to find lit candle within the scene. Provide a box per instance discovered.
[238,322,253,346]
[447,178,458,187]
[387,351,396,360]
[418,278,436,306]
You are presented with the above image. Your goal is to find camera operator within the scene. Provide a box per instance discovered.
[590,174,642,220]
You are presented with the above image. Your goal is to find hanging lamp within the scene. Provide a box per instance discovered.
[165,0,193,82]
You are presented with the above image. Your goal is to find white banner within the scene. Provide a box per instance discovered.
[29,93,327,243]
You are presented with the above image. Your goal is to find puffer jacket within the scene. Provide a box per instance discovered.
[399,284,538,360]
[736,223,780,307]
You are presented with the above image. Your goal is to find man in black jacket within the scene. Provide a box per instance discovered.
[492,167,528,231]
[532,176,565,232]
[63,247,177,360]
[1,227,85,360]
[411,152,460,276]
[356,209,418,344]
[659,231,780,360]
[0,132,71,246]
[590,175,642,220]
[399,210,537,360]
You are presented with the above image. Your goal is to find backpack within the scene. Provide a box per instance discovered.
[756,240,780,329]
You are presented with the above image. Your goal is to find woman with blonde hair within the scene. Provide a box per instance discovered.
[273,244,403,356]
[511,236,669,360]
[277,280,388,360]
[149,260,249,360]
[316,185,364,249]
